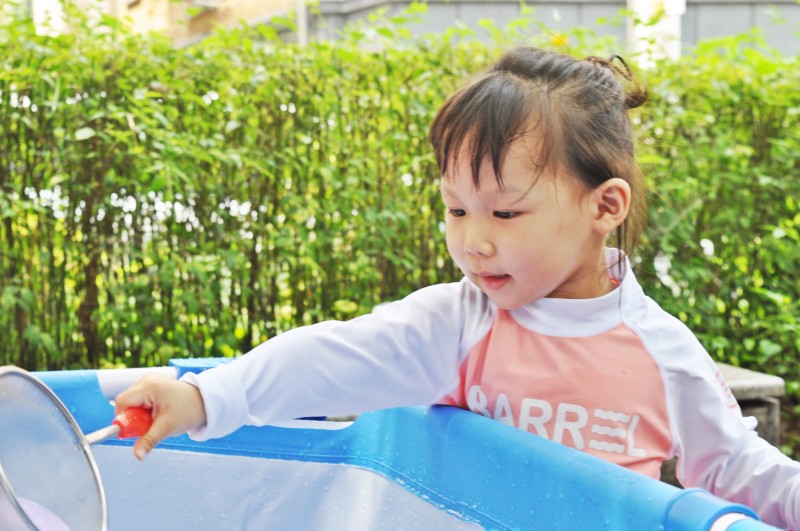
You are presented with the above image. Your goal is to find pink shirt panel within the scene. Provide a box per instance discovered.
[440,309,673,479]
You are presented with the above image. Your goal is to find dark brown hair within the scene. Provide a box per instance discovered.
[429,46,648,255]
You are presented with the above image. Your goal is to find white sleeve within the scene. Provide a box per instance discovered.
[669,334,800,529]
[181,280,488,441]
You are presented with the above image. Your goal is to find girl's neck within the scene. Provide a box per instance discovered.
[546,248,621,300]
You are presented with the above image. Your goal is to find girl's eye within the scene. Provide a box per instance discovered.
[448,209,466,217]
[493,211,518,220]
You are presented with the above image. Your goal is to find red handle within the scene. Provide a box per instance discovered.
[112,406,153,439]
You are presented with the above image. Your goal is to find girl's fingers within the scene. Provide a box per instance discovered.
[132,411,178,460]
[114,373,164,413]
[114,376,207,460]
[133,432,159,461]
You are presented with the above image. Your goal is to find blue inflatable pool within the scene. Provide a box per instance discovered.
[31,360,777,530]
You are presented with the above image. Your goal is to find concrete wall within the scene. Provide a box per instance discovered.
[683,0,800,54]
[30,0,800,55]
[311,0,799,55]
[312,0,627,42]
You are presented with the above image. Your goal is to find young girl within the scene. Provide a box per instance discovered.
[116,47,800,529]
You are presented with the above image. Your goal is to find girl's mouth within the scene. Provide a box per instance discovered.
[479,273,511,291]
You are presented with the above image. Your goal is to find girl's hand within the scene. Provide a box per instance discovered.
[114,374,207,460]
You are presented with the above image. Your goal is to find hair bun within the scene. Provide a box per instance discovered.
[585,54,648,110]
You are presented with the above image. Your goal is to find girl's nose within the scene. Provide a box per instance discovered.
[463,225,495,257]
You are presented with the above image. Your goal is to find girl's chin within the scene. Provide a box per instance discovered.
[483,292,530,311]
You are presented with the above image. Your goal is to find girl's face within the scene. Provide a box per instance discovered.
[441,138,614,310]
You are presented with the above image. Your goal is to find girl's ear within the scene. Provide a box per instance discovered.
[591,178,631,235]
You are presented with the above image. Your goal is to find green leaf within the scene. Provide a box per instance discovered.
[75,127,96,141]
[333,299,358,315]
[758,339,783,359]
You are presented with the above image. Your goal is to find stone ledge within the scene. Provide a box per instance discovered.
[718,362,785,401]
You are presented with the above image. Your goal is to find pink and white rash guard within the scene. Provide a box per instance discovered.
[440,308,674,478]
[184,250,800,529]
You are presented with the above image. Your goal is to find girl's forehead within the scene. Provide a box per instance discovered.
[440,171,545,208]
[442,135,551,190]
[440,177,528,197]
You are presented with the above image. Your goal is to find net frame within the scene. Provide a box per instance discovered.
[0,366,107,531]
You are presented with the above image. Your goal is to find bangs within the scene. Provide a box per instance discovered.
[429,73,557,189]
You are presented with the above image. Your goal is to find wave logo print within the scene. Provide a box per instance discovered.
[589,409,645,457]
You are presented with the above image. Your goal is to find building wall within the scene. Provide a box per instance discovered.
[310,0,799,55]
[313,0,627,45]
[25,0,800,55]
[683,0,800,54]
[110,0,298,46]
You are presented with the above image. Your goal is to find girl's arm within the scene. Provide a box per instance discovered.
[151,280,489,444]
[668,343,800,529]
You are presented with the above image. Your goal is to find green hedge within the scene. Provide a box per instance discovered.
[1,7,799,395]
[639,35,800,392]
